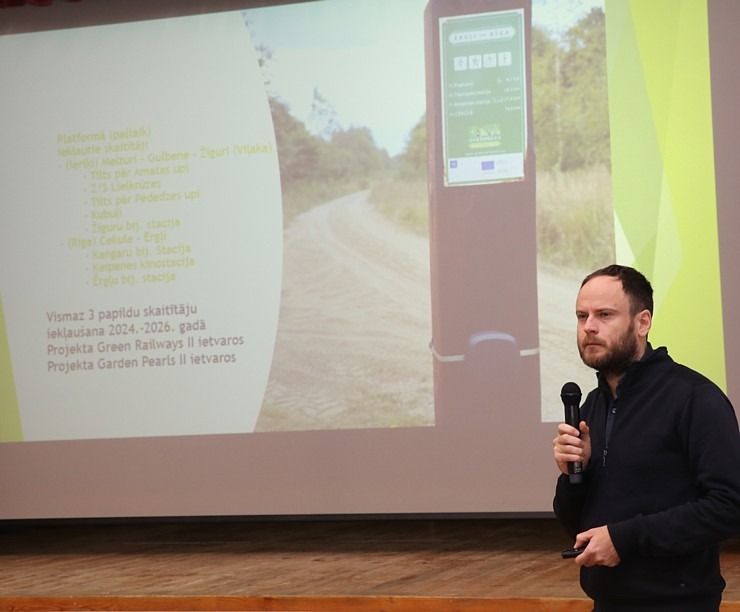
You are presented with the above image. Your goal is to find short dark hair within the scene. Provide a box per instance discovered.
[581,264,654,316]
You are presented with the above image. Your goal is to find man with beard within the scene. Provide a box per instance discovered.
[552,264,740,611]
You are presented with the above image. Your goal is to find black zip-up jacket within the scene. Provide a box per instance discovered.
[554,345,740,610]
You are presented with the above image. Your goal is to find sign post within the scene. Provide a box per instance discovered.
[425,0,539,428]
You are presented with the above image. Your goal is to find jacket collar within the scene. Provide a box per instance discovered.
[595,343,670,398]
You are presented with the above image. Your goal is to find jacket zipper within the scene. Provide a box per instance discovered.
[603,396,617,469]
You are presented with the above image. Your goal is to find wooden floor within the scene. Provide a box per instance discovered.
[2,517,740,611]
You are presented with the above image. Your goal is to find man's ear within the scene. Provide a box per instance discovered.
[636,309,652,339]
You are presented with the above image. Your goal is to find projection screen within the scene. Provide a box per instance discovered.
[0,0,738,519]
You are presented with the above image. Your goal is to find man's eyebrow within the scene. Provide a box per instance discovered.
[575,306,618,315]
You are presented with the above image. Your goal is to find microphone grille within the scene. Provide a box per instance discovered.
[560,381,582,398]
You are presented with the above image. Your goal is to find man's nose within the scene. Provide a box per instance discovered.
[583,315,598,333]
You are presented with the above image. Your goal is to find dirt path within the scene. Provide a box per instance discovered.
[256,191,434,431]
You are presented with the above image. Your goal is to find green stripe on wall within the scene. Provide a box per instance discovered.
[0,294,23,441]
[606,0,726,390]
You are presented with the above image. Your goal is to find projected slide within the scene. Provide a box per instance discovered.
[1,0,737,521]
[0,0,606,442]
[0,13,282,440]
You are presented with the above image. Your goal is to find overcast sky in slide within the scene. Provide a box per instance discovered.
[243,0,605,157]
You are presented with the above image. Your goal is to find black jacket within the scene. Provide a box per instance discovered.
[554,345,740,609]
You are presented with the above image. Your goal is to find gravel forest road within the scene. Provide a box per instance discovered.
[256,191,434,431]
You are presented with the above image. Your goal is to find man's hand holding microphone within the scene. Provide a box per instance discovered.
[554,382,620,568]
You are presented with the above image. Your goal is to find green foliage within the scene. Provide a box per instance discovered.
[397,115,427,180]
[533,8,610,173]
[328,126,390,183]
[268,97,391,223]
[368,178,428,237]
[559,8,611,170]
[537,166,615,270]
[269,97,322,183]
[532,26,562,172]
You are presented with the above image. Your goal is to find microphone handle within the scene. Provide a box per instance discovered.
[565,404,583,484]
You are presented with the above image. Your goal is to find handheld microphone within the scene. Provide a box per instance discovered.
[560,382,583,484]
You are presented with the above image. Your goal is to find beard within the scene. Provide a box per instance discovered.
[578,321,639,377]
